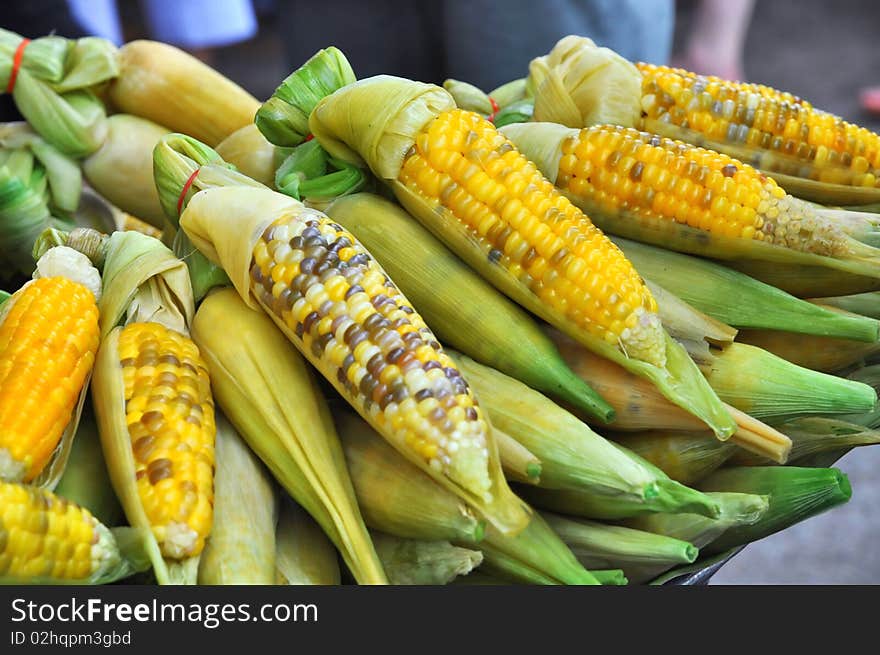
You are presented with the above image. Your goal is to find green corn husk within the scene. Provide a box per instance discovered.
[336,412,596,584]
[274,139,368,209]
[198,414,278,585]
[256,46,357,148]
[495,429,541,485]
[612,236,880,343]
[493,99,534,128]
[812,291,880,319]
[489,78,529,107]
[215,124,283,188]
[0,29,118,157]
[443,79,493,115]
[192,288,386,585]
[324,192,614,422]
[730,417,880,466]
[703,342,877,420]
[610,430,738,485]
[592,569,628,585]
[544,512,698,583]
[840,365,880,428]
[725,258,880,297]
[450,352,721,519]
[0,289,9,305]
[83,114,170,229]
[53,407,124,528]
[371,532,483,585]
[275,498,341,585]
[737,324,880,373]
[698,466,852,553]
[337,411,485,544]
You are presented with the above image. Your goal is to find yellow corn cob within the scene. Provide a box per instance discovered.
[0,276,99,482]
[115,321,215,559]
[0,480,117,582]
[638,63,880,191]
[398,108,664,366]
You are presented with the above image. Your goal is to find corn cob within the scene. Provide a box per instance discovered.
[325,192,614,421]
[704,342,877,420]
[53,408,124,527]
[108,40,259,147]
[0,246,100,486]
[737,324,880,373]
[0,29,117,157]
[371,531,483,585]
[83,114,170,229]
[544,512,699,584]
[548,329,792,462]
[501,121,880,290]
[181,186,528,535]
[275,498,342,585]
[611,236,880,342]
[215,124,284,188]
[36,228,216,584]
[192,287,386,585]
[198,413,277,585]
[698,466,852,554]
[611,430,737,486]
[305,72,734,438]
[449,351,722,516]
[0,480,150,584]
[337,412,597,584]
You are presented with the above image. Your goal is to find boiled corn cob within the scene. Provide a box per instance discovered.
[0,246,100,486]
[109,40,259,147]
[325,192,614,422]
[192,287,386,585]
[0,479,148,584]
[501,121,880,289]
[304,71,734,438]
[611,430,737,486]
[215,124,283,188]
[275,499,342,585]
[180,185,528,535]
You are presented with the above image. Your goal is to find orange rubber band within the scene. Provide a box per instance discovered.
[487,96,500,123]
[6,38,30,93]
[177,168,201,216]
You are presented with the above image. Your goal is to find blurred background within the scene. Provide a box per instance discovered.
[4,0,880,583]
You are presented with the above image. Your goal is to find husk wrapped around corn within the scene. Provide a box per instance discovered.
[325,192,614,422]
[83,114,170,229]
[307,72,735,441]
[0,246,101,488]
[0,29,117,157]
[275,498,342,585]
[192,287,386,584]
[371,532,482,585]
[181,185,529,535]
[198,413,277,585]
[108,40,259,147]
[216,124,284,188]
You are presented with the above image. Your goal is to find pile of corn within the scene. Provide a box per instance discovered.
[2,29,879,586]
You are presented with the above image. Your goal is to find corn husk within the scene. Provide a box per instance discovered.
[811,291,880,319]
[442,79,494,115]
[730,417,880,466]
[704,342,877,420]
[324,192,614,422]
[840,365,880,429]
[450,351,720,517]
[215,124,282,188]
[192,288,386,585]
[275,498,341,585]
[698,466,852,553]
[337,411,485,544]
[494,429,541,485]
[181,186,529,536]
[613,236,880,342]
[493,99,534,128]
[0,29,117,157]
[53,407,124,527]
[371,532,483,585]
[273,139,368,209]
[610,430,738,486]
[527,35,642,129]
[725,258,880,297]
[256,46,357,148]
[309,75,734,440]
[591,569,628,585]
[0,289,9,304]
[109,40,258,147]
[544,512,698,583]
[737,325,880,373]
[83,114,170,229]
[2,247,102,489]
[198,413,277,585]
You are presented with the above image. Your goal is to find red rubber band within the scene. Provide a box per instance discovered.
[304,133,314,141]
[487,96,500,123]
[6,38,30,94]
[176,168,201,216]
